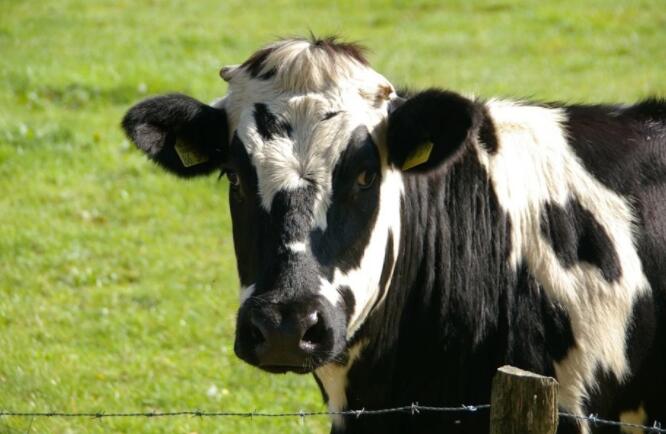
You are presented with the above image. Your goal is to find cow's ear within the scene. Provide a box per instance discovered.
[386,89,481,172]
[122,93,228,177]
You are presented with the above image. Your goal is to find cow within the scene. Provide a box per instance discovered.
[122,36,666,433]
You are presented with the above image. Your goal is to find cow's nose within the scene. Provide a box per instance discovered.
[240,306,330,372]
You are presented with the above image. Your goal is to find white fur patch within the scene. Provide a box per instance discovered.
[239,284,256,305]
[314,341,366,429]
[286,241,307,253]
[477,100,649,429]
[318,277,342,306]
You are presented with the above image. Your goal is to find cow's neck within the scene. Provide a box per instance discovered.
[319,148,517,432]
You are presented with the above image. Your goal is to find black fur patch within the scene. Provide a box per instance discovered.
[561,99,666,196]
[258,67,277,81]
[540,198,622,282]
[478,106,499,154]
[540,294,576,362]
[253,103,292,140]
[241,46,276,79]
[270,185,317,247]
[227,133,263,286]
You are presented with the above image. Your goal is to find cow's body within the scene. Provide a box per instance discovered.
[122,37,666,433]
[318,99,666,434]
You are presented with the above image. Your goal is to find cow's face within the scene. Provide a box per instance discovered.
[123,37,480,374]
[219,39,405,374]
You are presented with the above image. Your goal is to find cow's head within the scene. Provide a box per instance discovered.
[123,37,481,374]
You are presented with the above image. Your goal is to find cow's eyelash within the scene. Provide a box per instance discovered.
[322,111,342,121]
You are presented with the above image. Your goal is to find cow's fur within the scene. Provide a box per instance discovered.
[122,37,666,434]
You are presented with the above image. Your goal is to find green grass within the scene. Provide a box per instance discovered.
[0,0,664,433]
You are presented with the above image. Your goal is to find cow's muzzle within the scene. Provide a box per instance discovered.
[234,296,335,374]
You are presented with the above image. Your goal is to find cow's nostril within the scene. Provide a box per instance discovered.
[301,313,327,348]
[249,323,266,345]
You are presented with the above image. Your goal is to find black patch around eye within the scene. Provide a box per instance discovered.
[338,126,381,176]
[253,103,292,140]
[227,134,264,287]
[228,133,256,182]
[540,198,622,283]
[310,126,381,273]
[225,133,260,205]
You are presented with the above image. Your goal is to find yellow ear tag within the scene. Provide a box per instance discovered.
[174,140,210,167]
[401,141,434,170]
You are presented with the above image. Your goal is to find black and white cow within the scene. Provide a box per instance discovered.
[122,37,666,433]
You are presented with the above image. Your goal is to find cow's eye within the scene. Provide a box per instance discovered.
[356,170,377,189]
[226,171,240,188]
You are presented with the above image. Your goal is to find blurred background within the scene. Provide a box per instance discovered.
[0,0,664,433]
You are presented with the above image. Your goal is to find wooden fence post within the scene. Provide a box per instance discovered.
[489,365,559,434]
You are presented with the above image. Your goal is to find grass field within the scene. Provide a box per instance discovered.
[0,1,664,433]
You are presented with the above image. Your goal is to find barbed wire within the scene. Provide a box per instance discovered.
[2,404,666,432]
[560,411,666,433]
[0,404,488,420]
[0,403,490,419]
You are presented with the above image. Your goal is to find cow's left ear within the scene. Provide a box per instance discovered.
[122,93,228,177]
[386,89,481,172]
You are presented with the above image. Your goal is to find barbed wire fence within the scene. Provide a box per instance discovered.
[1,368,665,433]
[1,406,665,432]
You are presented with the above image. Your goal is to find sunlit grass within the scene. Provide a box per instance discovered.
[0,0,664,433]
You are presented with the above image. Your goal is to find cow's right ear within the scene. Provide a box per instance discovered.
[122,93,228,177]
